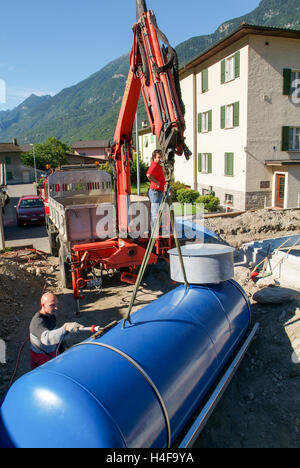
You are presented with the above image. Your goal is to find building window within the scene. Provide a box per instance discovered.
[221,102,239,129]
[289,127,300,150]
[226,104,234,128]
[6,172,13,181]
[198,153,212,173]
[221,51,240,84]
[282,126,300,151]
[224,153,234,176]
[225,194,234,206]
[291,71,300,90]
[198,110,212,133]
[226,56,235,82]
[283,69,300,95]
[5,156,11,165]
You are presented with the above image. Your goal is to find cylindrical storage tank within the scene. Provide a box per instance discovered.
[169,244,235,285]
[0,281,251,448]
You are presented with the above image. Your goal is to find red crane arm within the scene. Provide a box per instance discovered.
[110,0,191,234]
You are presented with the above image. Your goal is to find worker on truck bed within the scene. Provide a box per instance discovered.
[146,149,166,231]
[29,292,82,369]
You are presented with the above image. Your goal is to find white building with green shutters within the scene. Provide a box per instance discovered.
[175,24,300,210]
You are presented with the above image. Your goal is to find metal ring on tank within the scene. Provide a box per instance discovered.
[72,341,172,448]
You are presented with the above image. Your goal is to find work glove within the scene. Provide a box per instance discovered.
[63,322,82,334]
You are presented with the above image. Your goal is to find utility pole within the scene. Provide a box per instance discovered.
[30,144,37,184]
[0,164,6,250]
[0,207,5,251]
[135,113,140,196]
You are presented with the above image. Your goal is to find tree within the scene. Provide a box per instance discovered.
[130,157,148,184]
[21,137,71,170]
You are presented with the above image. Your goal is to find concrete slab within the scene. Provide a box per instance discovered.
[240,234,300,289]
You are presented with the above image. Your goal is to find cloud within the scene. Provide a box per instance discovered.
[0,80,6,104]
[0,62,16,72]
[7,86,54,100]
[0,86,55,111]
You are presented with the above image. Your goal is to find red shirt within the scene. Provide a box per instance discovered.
[147,162,166,192]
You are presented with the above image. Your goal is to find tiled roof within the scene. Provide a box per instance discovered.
[72,140,110,149]
[0,143,22,153]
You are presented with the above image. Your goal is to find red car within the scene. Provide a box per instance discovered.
[16,195,45,227]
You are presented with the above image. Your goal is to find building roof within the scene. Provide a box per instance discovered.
[0,143,22,153]
[67,153,107,161]
[265,159,300,166]
[72,140,110,149]
[19,144,33,152]
[179,24,300,77]
[138,126,152,135]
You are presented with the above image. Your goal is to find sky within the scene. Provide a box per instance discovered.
[0,0,261,111]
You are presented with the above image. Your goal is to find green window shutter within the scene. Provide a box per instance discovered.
[220,106,225,129]
[198,113,202,133]
[230,153,234,176]
[208,110,212,131]
[282,126,290,151]
[202,69,208,92]
[208,153,212,174]
[198,153,202,172]
[283,69,292,95]
[235,51,240,78]
[233,101,240,127]
[221,60,226,84]
[225,153,234,176]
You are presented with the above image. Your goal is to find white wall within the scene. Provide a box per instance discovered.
[196,43,249,201]
[247,36,300,198]
[139,132,157,167]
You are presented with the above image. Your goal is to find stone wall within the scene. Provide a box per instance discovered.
[245,191,272,210]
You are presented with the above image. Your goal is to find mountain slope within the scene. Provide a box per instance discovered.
[176,0,300,65]
[0,94,51,132]
[0,0,299,145]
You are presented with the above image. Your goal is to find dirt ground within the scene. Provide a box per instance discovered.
[1,208,300,448]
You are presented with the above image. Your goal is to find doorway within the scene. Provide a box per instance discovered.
[275,173,285,208]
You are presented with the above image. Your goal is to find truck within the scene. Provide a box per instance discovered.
[46,165,161,315]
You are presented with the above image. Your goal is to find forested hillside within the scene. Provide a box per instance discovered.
[0,0,299,145]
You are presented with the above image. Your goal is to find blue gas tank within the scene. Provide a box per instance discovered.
[0,280,251,448]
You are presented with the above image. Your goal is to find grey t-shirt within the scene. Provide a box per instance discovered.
[30,312,66,355]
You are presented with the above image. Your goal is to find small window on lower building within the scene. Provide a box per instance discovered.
[225,194,233,205]
[5,156,11,165]
[6,172,13,181]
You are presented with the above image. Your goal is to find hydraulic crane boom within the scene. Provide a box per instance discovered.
[110,0,191,234]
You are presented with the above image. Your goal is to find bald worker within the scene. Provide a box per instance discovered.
[29,292,82,369]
